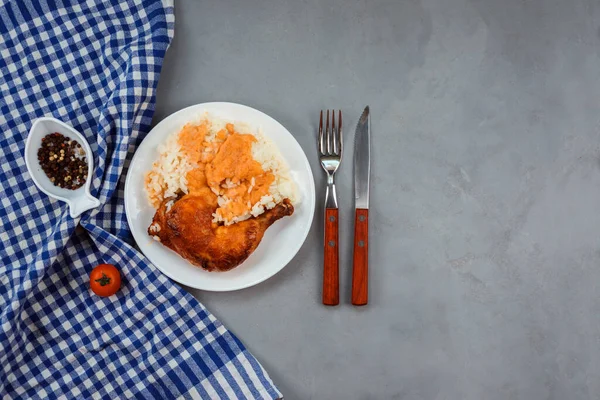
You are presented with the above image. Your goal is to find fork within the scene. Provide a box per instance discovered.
[319,110,342,306]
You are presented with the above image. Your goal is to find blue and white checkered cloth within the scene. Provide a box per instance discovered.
[0,1,282,398]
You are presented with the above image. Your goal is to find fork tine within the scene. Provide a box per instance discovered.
[332,110,338,155]
[318,110,324,154]
[325,110,331,155]
[337,110,342,156]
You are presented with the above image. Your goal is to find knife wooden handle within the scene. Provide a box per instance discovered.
[352,208,368,305]
[323,208,339,306]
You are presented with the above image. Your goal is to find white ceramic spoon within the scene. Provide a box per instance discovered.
[25,117,100,218]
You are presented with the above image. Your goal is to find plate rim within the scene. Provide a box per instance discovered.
[124,101,316,291]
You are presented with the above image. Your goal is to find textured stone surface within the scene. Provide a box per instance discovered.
[153,1,600,398]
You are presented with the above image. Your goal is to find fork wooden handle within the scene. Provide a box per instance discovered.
[323,208,339,305]
[352,208,368,305]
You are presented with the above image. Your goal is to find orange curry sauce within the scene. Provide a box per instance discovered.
[178,121,274,222]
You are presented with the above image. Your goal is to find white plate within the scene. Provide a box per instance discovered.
[125,102,315,291]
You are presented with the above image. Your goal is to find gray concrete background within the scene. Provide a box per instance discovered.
[152,1,600,399]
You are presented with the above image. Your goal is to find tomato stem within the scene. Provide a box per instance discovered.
[95,273,111,286]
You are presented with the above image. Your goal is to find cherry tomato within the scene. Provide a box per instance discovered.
[90,264,121,297]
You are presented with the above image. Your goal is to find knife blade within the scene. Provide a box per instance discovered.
[354,106,370,209]
[352,106,370,306]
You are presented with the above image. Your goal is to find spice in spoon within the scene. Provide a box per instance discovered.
[37,132,88,190]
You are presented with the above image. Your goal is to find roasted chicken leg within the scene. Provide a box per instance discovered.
[149,193,294,272]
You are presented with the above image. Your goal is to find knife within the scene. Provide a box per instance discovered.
[352,106,370,305]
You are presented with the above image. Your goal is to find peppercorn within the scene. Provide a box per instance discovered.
[37,132,88,190]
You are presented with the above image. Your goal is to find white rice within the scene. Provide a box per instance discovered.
[145,114,299,225]
[145,133,195,208]
[149,222,161,233]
